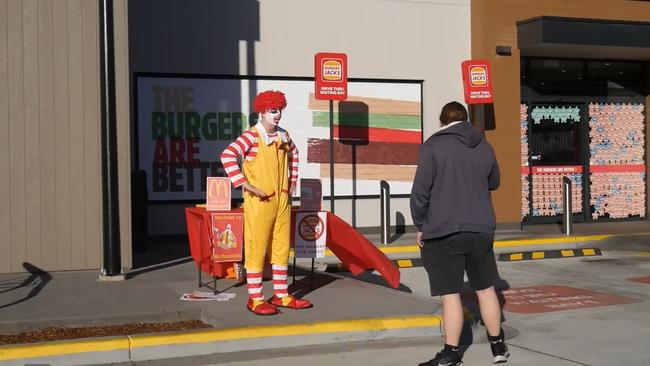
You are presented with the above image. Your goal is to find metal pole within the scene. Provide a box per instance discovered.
[99,0,122,277]
[310,258,315,291]
[562,176,573,236]
[380,180,390,244]
[329,100,335,213]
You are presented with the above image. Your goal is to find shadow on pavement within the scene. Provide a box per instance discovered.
[127,256,194,279]
[289,266,339,298]
[332,270,413,293]
[0,263,52,310]
[459,278,511,349]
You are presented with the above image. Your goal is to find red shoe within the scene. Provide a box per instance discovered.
[269,295,313,309]
[247,299,279,315]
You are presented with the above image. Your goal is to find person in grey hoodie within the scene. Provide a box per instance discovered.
[410,102,509,366]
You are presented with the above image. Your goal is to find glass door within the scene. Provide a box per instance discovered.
[525,102,587,223]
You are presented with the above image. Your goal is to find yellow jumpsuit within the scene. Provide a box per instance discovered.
[242,132,292,273]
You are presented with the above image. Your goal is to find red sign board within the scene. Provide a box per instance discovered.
[315,52,348,100]
[502,285,639,314]
[210,212,243,262]
[461,60,493,104]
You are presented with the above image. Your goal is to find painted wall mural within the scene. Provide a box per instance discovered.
[588,103,645,219]
[135,75,422,201]
[521,101,646,221]
[526,104,583,218]
[521,104,529,218]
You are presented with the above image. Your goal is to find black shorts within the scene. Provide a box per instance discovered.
[420,232,499,296]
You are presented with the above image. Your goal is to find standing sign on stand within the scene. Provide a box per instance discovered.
[294,212,327,258]
[315,53,348,100]
[461,60,493,104]
[315,52,348,214]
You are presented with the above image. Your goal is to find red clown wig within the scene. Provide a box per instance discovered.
[253,90,287,113]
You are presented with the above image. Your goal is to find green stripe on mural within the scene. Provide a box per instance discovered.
[312,112,421,130]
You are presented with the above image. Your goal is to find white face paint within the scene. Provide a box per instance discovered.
[261,108,283,131]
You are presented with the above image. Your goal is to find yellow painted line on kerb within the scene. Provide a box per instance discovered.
[0,316,441,361]
[289,232,650,258]
[0,337,129,361]
[376,234,611,255]
[130,315,441,347]
[494,234,610,248]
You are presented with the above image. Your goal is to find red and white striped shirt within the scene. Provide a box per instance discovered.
[220,125,299,192]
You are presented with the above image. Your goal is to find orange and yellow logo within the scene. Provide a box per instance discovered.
[298,214,325,241]
[322,60,342,81]
[470,66,488,86]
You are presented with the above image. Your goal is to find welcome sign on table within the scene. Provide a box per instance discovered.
[210,213,243,262]
[294,212,327,258]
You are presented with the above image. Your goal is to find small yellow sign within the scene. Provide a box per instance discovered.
[206,177,231,211]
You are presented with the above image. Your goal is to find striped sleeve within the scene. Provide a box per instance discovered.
[220,130,256,188]
[287,136,299,193]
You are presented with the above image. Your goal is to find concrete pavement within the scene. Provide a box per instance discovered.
[1,220,649,365]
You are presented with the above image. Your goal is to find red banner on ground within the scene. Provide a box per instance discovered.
[628,276,650,284]
[502,285,639,313]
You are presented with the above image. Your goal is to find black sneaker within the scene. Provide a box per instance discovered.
[418,350,463,366]
[490,338,510,363]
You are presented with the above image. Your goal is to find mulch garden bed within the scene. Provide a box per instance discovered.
[0,320,212,345]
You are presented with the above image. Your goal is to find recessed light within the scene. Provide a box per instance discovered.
[605,62,611,66]
[561,69,566,73]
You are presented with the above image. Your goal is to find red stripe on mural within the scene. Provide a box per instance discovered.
[307,139,419,165]
[334,126,421,143]
[589,165,646,173]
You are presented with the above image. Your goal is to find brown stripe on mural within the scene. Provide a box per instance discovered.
[319,164,416,182]
[307,138,419,165]
[308,93,420,116]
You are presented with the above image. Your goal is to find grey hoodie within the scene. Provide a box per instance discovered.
[410,121,500,240]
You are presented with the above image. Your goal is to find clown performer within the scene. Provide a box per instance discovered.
[220,90,313,315]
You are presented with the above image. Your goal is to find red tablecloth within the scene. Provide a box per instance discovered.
[185,207,400,288]
[185,207,242,278]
